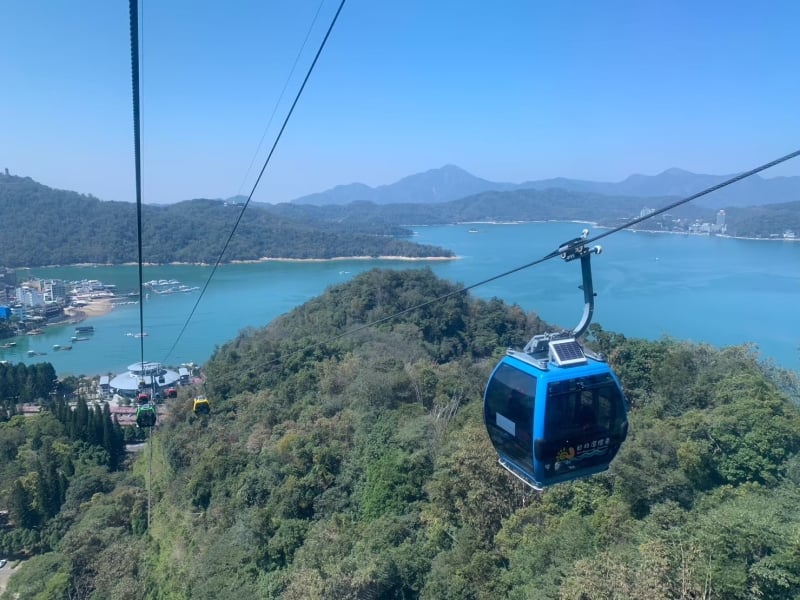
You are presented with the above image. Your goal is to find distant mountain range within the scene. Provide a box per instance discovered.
[290,165,800,209]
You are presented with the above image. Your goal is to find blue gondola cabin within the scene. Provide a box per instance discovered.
[484,337,628,489]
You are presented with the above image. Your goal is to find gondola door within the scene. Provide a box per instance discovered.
[484,358,538,484]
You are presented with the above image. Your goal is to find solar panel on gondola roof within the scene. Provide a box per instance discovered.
[549,338,586,366]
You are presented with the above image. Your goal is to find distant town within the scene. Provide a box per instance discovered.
[0,272,130,341]
[630,208,795,239]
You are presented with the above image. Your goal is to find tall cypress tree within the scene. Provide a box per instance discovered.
[9,479,38,530]
[75,397,89,442]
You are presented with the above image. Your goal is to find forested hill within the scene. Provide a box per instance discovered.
[269,186,706,226]
[271,190,800,239]
[722,200,800,237]
[0,175,452,267]
[5,269,800,599]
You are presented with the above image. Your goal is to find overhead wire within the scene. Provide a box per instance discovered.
[129,0,146,368]
[234,0,327,199]
[129,0,154,531]
[162,0,347,363]
[254,149,800,369]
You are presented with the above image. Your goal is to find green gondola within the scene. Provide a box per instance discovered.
[136,403,157,428]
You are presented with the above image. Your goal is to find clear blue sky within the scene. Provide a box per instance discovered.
[1,0,798,204]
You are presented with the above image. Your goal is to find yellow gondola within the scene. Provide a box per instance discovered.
[193,395,210,416]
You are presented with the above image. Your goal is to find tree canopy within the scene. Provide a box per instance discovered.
[0,176,452,267]
[4,269,800,599]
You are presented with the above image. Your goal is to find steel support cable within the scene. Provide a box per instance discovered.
[129,0,146,368]
[148,426,153,529]
[128,0,156,531]
[235,0,326,198]
[162,0,347,363]
[259,149,800,370]
[129,0,153,532]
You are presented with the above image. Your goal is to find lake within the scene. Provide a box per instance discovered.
[2,222,798,376]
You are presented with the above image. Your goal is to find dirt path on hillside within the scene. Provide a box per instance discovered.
[0,559,26,597]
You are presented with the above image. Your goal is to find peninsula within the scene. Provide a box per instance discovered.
[0,175,454,269]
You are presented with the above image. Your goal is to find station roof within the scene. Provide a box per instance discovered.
[110,362,181,393]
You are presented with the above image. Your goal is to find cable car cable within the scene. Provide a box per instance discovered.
[234,0,327,199]
[129,0,158,527]
[130,0,147,368]
[161,0,347,364]
[253,149,800,370]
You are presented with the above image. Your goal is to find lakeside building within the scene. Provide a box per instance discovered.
[108,361,181,398]
[9,306,27,321]
[639,207,656,218]
[0,276,123,338]
[16,286,45,308]
[0,268,17,305]
[99,375,111,397]
[43,279,67,303]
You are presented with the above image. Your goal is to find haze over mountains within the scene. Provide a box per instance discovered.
[289,164,800,209]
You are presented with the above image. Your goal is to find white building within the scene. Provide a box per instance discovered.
[15,286,45,307]
[108,362,182,398]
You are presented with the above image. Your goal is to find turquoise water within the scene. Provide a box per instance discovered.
[2,222,798,375]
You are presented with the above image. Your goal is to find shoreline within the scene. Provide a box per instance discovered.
[63,298,115,320]
[454,220,800,242]
[25,255,458,269]
[15,222,799,271]
[230,255,458,264]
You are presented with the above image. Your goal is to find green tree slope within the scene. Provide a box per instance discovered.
[5,269,800,599]
[0,176,452,267]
